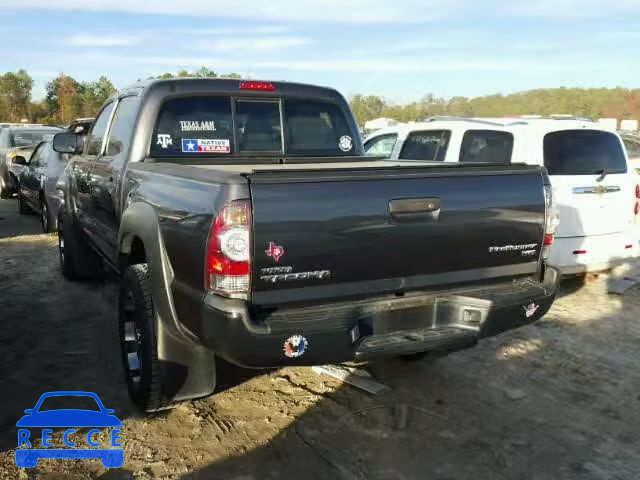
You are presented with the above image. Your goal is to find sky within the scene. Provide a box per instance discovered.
[2,0,640,103]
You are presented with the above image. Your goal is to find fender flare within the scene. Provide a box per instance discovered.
[119,202,217,401]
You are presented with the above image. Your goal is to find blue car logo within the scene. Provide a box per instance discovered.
[16,391,123,468]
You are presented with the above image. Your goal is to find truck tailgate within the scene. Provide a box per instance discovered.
[248,164,545,307]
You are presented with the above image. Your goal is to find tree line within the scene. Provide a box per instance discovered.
[350,88,640,126]
[0,68,639,127]
[0,68,241,125]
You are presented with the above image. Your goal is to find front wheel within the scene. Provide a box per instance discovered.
[120,264,176,412]
[41,199,53,232]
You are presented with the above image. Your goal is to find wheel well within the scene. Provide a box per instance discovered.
[124,236,147,267]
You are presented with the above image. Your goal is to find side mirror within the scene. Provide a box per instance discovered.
[53,132,80,154]
[12,155,27,165]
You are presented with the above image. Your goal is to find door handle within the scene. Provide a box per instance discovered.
[389,197,441,221]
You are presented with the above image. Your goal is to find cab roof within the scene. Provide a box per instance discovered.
[119,77,342,100]
[365,117,612,139]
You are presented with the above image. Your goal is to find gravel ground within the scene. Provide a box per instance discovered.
[1,198,640,480]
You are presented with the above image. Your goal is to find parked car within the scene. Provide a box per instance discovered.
[621,133,640,174]
[15,119,94,231]
[364,117,514,163]
[16,140,58,231]
[0,126,63,198]
[53,78,559,412]
[366,117,639,274]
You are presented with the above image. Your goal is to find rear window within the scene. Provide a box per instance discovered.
[544,130,627,175]
[399,130,450,161]
[459,130,513,164]
[236,100,282,152]
[284,99,355,156]
[151,96,356,157]
[10,128,62,148]
[153,97,234,156]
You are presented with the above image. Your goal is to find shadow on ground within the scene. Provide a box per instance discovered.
[1,199,640,479]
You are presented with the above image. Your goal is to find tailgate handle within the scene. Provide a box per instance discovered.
[389,197,441,218]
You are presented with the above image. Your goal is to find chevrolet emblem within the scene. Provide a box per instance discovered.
[594,185,608,195]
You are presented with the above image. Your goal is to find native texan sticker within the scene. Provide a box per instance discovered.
[182,139,231,153]
[283,335,308,358]
[338,135,353,152]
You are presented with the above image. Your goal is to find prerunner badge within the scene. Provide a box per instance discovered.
[181,139,231,153]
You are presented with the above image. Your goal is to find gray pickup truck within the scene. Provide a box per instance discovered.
[53,78,560,412]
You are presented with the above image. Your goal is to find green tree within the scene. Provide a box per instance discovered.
[79,76,116,117]
[152,67,239,79]
[349,94,386,125]
[0,69,33,121]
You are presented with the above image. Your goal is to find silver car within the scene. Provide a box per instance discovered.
[16,139,71,232]
[0,126,63,198]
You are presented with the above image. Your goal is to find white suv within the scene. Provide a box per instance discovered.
[365,117,640,274]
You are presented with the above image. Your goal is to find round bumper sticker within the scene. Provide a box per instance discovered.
[283,335,308,358]
[339,135,353,152]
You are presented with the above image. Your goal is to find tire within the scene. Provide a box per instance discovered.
[41,198,53,233]
[58,212,102,280]
[0,176,11,199]
[119,264,174,412]
[17,192,29,214]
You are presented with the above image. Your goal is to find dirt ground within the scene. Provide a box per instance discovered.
[1,197,640,480]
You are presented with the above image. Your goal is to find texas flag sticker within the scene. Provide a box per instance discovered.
[182,138,231,153]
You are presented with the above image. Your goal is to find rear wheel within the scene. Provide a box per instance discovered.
[120,264,175,412]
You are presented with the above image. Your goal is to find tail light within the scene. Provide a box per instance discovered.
[542,184,560,260]
[206,199,251,296]
[635,185,640,216]
[239,81,275,91]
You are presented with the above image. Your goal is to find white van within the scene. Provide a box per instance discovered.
[364,117,640,274]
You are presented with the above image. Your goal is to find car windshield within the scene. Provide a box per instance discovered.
[10,128,62,147]
[37,395,101,412]
[151,96,356,157]
[544,130,627,175]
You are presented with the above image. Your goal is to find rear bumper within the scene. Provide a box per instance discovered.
[197,266,560,368]
[549,233,640,275]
